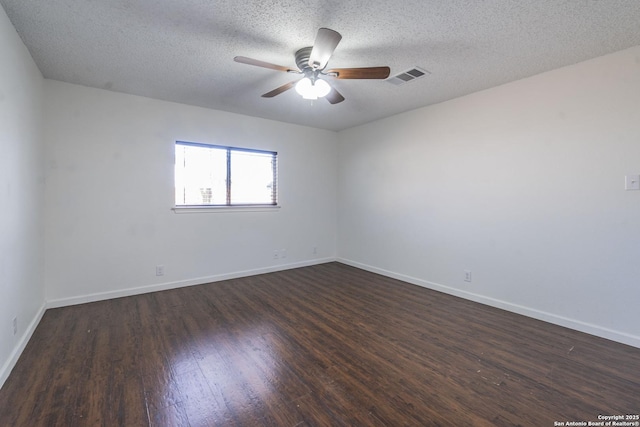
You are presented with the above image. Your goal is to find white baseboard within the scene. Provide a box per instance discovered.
[0,302,47,390]
[337,258,640,349]
[46,257,336,309]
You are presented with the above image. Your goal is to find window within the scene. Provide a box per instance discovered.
[175,141,277,207]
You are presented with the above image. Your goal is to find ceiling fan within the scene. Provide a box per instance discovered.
[234,28,390,104]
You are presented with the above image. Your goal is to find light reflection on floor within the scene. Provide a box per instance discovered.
[166,320,290,423]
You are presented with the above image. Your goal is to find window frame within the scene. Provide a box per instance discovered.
[173,141,279,213]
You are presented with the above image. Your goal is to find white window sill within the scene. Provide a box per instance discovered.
[172,205,281,214]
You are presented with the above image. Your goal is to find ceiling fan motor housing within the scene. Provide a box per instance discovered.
[295,47,314,72]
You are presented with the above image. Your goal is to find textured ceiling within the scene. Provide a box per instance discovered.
[3,0,640,131]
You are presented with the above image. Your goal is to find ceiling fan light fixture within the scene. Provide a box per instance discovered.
[314,78,331,98]
[295,77,315,99]
[236,28,387,105]
[295,77,330,100]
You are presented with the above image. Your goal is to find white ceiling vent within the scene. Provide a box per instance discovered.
[387,67,430,86]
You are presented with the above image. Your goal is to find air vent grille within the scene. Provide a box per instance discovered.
[387,66,430,85]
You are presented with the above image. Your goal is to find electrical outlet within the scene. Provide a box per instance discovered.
[12,317,17,335]
[273,250,279,260]
[156,265,165,276]
[313,246,318,255]
[464,270,472,283]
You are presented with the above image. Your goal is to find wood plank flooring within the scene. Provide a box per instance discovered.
[1,262,639,426]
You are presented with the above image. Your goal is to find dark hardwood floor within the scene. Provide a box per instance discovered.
[1,262,639,426]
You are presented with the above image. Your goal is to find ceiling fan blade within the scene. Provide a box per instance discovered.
[234,56,296,73]
[326,66,391,79]
[261,80,299,98]
[325,86,345,104]
[308,28,342,70]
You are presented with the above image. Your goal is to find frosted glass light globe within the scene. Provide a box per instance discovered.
[314,79,331,98]
[295,77,331,100]
[295,78,317,99]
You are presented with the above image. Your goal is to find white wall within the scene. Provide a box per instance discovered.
[44,81,337,304]
[337,45,640,347]
[0,6,46,386]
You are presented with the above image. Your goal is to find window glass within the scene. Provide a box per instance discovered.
[230,150,276,205]
[175,142,277,206]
